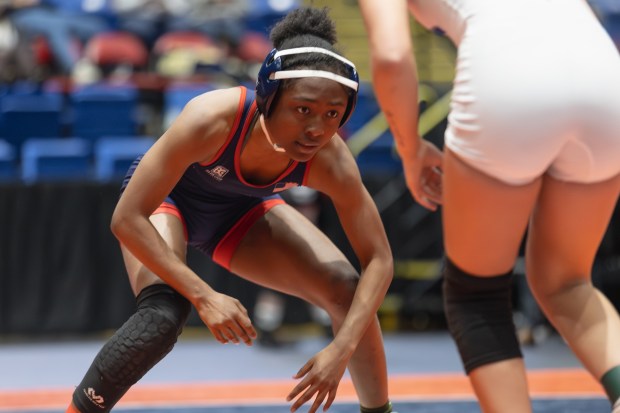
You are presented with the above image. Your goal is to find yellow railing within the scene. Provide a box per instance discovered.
[346,85,451,157]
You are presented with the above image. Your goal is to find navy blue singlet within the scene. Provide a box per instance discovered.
[121,87,312,267]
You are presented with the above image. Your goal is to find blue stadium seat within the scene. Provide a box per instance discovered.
[70,83,139,140]
[21,137,92,183]
[94,136,155,182]
[6,80,41,95]
[0,139,17,180]
[0,94,64,151]
[244,0,299,34]
[163,82,215,129]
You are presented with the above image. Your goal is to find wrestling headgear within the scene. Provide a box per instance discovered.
[255,47,359,127]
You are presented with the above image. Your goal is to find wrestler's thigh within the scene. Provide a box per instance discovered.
[121,212,187,296]
[229,203,356,306]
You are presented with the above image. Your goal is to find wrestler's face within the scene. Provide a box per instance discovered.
[266,77,350,161]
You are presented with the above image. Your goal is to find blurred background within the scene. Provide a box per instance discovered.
[0,0,619,352]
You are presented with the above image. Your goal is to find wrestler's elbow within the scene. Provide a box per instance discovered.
[110,206,137,242]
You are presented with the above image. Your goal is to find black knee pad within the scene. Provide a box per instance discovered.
[442,258,522,374]
[72,284,191,412]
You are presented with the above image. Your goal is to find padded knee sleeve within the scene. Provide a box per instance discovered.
[72,284,191,412]
[442,258,522,374]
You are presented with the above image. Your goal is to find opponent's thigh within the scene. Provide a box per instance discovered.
[442,149,542,275]
[526,173,620,294]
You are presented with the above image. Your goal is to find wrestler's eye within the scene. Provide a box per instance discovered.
[297,106,310,114]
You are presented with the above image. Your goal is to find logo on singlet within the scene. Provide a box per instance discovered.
[206,165,229,181]
[273,182,298,193]
[84,387,105,408]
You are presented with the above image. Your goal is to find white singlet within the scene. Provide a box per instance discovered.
[408,0,620,184]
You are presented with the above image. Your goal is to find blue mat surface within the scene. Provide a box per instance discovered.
[18,398,612,413]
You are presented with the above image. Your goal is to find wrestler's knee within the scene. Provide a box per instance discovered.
[320,263,359,316]
[71,284,191,412]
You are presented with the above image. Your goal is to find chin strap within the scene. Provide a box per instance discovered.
[259,114,286,153]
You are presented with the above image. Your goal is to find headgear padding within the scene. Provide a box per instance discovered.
[255,47,359,127]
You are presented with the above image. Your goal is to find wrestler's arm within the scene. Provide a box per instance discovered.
[111,87,257,344]
[306,135,394,353]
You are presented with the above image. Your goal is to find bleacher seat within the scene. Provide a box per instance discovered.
[153,31,218,55]
[0,93,64,151]
[153,31,226,79]
[0,139,17,180]
[85,32,149,70]
[3,80,41,96]
[244,0,299,34]
[235,31,272,63]
[21,137,92,183]
[70,83,139,140]
[94,136,155,182]
[163,82,215,129]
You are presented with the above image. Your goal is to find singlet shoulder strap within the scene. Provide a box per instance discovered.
[229,87,258,145]
[200,87,257,166]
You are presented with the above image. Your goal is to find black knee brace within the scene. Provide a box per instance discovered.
[442,258,522,374]
[72,284,191,412]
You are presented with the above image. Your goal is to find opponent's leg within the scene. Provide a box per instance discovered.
[68,213,189,413]
[442,149,542,413]
[526,173,620,407]
[443,259,521,372]
[228,204,390,412]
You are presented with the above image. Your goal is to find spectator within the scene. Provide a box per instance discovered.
[111,0,248,51]
[6,0,110,75]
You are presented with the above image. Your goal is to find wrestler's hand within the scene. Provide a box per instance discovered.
[286,343,350,413]
[197,290,257,345]
[404,139,443,211]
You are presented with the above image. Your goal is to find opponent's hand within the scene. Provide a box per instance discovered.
[404,139,443,211]
[286,344,349,413]
[197,291,257,345]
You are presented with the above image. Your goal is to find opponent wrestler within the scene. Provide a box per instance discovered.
[358,0,620,411]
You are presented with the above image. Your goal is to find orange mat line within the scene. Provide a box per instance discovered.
[0,369,606,410]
